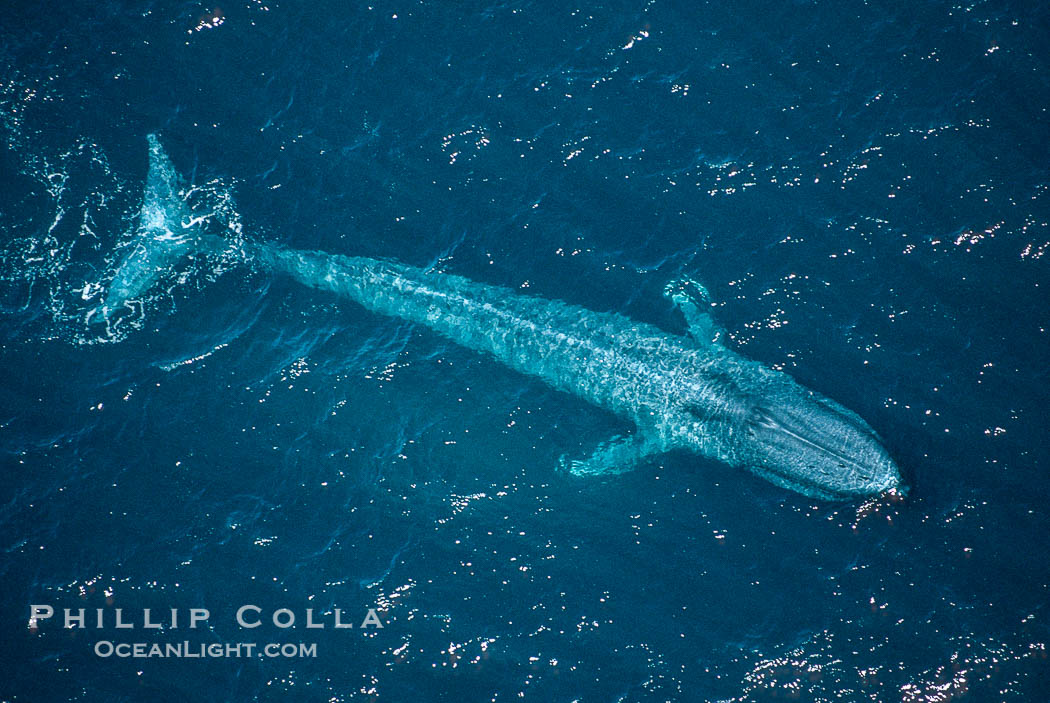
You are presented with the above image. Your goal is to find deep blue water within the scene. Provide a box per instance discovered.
[2,0,1049,700]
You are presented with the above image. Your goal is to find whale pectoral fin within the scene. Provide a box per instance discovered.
[664,278,725,345]
[678,295,724,346]
[560,433,663,477]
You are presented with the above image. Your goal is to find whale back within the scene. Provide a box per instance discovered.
[257,247,736,431]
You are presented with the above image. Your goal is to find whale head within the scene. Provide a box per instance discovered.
[674,363,902,500]
[740,385,902,500]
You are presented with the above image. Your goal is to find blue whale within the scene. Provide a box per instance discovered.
[105,135,903,500]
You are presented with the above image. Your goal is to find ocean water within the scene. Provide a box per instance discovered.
[2,0,1049,700]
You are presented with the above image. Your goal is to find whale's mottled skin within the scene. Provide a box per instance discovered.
[106,135,903,500]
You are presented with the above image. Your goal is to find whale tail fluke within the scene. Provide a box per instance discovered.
[101,134,226,316]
